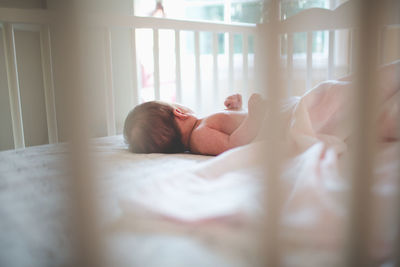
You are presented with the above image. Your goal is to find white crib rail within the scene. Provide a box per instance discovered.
[89,15,257,135]
[280,0,400,93]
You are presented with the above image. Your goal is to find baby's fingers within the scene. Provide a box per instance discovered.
[224,94,242,109]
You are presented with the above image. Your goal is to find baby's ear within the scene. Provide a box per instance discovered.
[173,108,188,119]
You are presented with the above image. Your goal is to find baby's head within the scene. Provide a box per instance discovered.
[123,101,185,153]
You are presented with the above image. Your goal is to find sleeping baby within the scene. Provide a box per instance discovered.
[123,93,267,155]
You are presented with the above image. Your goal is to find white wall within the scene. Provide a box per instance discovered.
[0,0,45,9]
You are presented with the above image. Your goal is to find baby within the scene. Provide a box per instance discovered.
[123,93,266,155]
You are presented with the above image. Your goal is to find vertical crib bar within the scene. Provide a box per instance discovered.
[287,33,293,96]
[349,29,356,74]
[306,31,313,91]
[40,24,58,144]
[328,30,335,79]
[2,23,25,149]
[242,33,248,101]
[153,28,160,100]
[396,2,400,260]
[212,32,219,106]
[254,33,261,93]
[130,28,139,106]
[104,28,116,136]
[175,29,182,103]
[57,1,105,265]
[228,32,234,93]
[194,31,201,111]
[345,1,380,266]
[378,26,386,65]
[261,0,285,265]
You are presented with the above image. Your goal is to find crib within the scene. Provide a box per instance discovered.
[0,0,399,266]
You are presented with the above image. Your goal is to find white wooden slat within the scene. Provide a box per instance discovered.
[153,28,160,100]
[254,29,262,94]
[194,31,201,112]
[306,31,313,91]
[228,32,234,93]
[328,30,335,79]
[349,29,356,74]
[378,26,387,65]
[175,29,182,103]
[2,23,25,148]
[261,0,285,265]
[345,1,381,265]
[287,33,293,96]
[103,28,116,136]
[212,32,219,106]
[40,24,58,144]
[130,27,140,106]
[242,33,248,101]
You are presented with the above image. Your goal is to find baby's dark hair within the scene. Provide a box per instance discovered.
[123,101,185,153]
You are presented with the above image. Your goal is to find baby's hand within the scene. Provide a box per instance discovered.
[248,93,267,119]
[224,94,242,110]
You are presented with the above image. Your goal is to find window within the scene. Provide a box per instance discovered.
[134,0,263,24]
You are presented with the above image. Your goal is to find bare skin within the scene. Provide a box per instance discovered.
[173,93,266,156]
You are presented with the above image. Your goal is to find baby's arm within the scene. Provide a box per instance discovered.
[191,94,266,155]
[228,93,266,146]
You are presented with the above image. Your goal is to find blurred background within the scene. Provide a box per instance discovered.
[0,0,399,151]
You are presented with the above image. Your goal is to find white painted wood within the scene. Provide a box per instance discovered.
[40,24,58,144]
[349,29,357,74]
[224,0,232,24]
[306,31,313,91]
[153,28,160,100]
[2,23,25,148]
[278,1,358,33]
[104,28,116,136]
[130,28,139,106]
[378,26,386,64]
[328,30,335,79]
[212,32,219,106]
[242,33,248,101]
[287,33,293,96]
[344,1,381,265]
[175,29,182,103]
[261,1,285,265]
[194,31,201,111]
[88,15,257,34]
[228,32,234,93]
